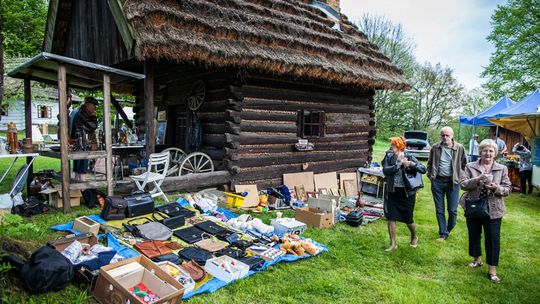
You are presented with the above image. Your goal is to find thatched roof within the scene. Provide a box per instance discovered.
[122,0,409,90]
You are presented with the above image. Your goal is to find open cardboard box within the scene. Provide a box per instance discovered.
[295,207,333,228]
[40,188,82,208]
[93,255,184,304]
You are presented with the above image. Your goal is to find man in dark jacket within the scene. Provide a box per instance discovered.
[68,97,98,181]
[427,126,467,241]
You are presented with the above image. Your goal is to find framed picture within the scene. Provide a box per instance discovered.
[156,121,167,145]
[318,188,328,195]
[343,179,356,196]
[307,191,316,198]
[295,185,307,202]
[330,188,339,196]
[338,189,346,196]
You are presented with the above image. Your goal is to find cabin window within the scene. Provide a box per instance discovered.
[298,110,326,138]
[0,104,7,116]
[37,105,52,118]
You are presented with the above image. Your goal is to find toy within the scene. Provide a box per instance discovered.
[257,194,268,212]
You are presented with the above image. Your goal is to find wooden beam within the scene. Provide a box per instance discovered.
[103,74,114,197]
[241,85,371,105]
[160,170,231,192]
[111,95,133,128]
[243,98,370,113]
[144,60,155,156]
[58,64,70,213]
[24,78,34,192]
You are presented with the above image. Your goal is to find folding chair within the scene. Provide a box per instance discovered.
[130,151,170,202]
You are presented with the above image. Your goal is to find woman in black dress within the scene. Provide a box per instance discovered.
[382,136,426,251]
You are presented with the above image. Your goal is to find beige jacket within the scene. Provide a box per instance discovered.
[427,141,467,185]
[459,161,512,219]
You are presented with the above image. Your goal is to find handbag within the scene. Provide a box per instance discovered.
[100,196,127,221]
[403,168,424,190]
[123,217,173,241]
[177,247,213,265]
[193,234,228,252]
[173,226,206,244]
[152,212,185,230]
[180,259,206,282]
[464,187,490,219]
[134,240,172,259]
[124,192,154,218]
[155,203,195,218]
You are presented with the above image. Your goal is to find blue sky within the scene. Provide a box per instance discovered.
[340,0,505,90]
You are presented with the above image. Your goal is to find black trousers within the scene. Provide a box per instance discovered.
[520,170,533,194]
[466,217,502,266]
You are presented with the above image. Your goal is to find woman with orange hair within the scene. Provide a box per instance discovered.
[382,136,426,251]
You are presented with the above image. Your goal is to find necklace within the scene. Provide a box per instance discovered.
[480,162,492,173]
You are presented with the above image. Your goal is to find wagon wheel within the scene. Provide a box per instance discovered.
[179,152,214,176]
[162,147,186,176]
[188,80,205,111]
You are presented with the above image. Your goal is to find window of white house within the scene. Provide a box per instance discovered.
[37,105,52,118]
[298,110,326,138]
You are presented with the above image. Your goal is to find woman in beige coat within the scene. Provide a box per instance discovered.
[460,139,511,283]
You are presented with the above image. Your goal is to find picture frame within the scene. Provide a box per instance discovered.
[295,185,307,202]
[343,179,356,197]
[338,189,346,196]
[156,121,167,145]
[318,188,328,195]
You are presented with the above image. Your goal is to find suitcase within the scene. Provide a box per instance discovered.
[345,210,364,227]
[124,192,154,218]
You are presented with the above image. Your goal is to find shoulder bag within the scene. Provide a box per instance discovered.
[464,187,490,219]
[403,167,424,191]
[134,240,172,259]
[180,259,206,282]
[123,217,173,241]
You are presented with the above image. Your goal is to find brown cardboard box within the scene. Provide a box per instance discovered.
[48,233,98,251]
[92,255,184,304]
[73,216,100,236]
[40,188,82,208]
[295,207,333,228]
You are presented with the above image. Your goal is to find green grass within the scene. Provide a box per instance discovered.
[1,140,540,303]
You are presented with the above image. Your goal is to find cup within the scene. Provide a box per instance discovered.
[484,174,493,183]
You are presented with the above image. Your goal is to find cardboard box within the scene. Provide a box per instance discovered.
[73,216,100,236]
[295,207,333,228]
[48,233,98,252]
[307,197,339,224]
[40,188,82,208]
[93,255,184,304]
[270,218,307,235]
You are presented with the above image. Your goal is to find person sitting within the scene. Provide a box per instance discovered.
[68,97,98,181]
[382,136,427,251]
[512,142,533,194]
[460,139,511,283]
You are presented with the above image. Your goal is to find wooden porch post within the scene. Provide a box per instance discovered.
[24,77,33,192]
[144,60,155,157]
[103,74,114,196]
[58,64,70,213]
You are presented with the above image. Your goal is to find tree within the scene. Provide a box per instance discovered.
[354,14,418,139]
[481,0,540,100]
[1,0,4,109]
[2,0,48,57]
[408,62,464,130]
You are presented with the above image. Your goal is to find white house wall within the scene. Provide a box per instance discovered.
[0,100,59,131]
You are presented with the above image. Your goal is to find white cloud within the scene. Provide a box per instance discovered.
[340,0,504,89]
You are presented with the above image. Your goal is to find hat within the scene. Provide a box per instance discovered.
[84,96,98,106]
[473,134,478,138]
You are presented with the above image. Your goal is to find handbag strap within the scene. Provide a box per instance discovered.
[152,211,169,221]
[127,216,152,226]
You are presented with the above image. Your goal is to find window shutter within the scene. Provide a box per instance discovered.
[319,111,326,137]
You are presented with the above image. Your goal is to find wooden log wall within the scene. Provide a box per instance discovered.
[229,76,376,189]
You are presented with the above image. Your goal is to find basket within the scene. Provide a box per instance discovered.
[225,192,245,208]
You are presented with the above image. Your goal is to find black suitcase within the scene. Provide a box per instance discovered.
[346,210,364,227]
[124,192,154,218]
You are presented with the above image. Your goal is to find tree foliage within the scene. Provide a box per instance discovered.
[481,0,540,100]
[2,0,47,57]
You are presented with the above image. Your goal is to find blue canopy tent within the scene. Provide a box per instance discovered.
[459,95,515,127]
[487,89,540,138]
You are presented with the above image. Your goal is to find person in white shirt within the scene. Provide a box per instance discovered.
[469,134,479,162]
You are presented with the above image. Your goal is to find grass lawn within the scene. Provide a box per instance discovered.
[1,140,539,303]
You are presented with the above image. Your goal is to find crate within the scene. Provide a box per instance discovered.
[225,192,245,208]
[73,216,100,236]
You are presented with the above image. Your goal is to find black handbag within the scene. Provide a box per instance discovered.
[152,212,186,230]
[403,168,424,190]
[124,192,154,218]
[464,187,490,219]
[177,247,213,265]
[173,226,206,244]
[100,196,127,221]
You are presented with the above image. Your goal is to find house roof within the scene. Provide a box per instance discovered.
[120,0,409,90]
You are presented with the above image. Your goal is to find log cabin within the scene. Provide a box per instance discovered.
[41,0,409,190]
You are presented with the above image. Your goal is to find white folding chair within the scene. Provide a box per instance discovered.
[130,151,170,202]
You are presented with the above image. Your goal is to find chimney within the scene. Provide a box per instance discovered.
[326,0,340,13]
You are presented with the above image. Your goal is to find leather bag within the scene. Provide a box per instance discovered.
[100,196,127,221]
[134,240,172,259]
[173,226,206,244]
[123,218,173,241]
[403,168,424,191]
[152,212,185,230]
[180,259,206,282]
[464,187,490,219]
[193,234,228,252]
[124,192,154,218]
[155,203,195,218]
[177,247,213,265]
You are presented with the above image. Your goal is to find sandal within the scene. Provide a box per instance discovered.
[385,245,398,252]
[488,273,500,283]
[468,261,483,268]
[410,236,418,248]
